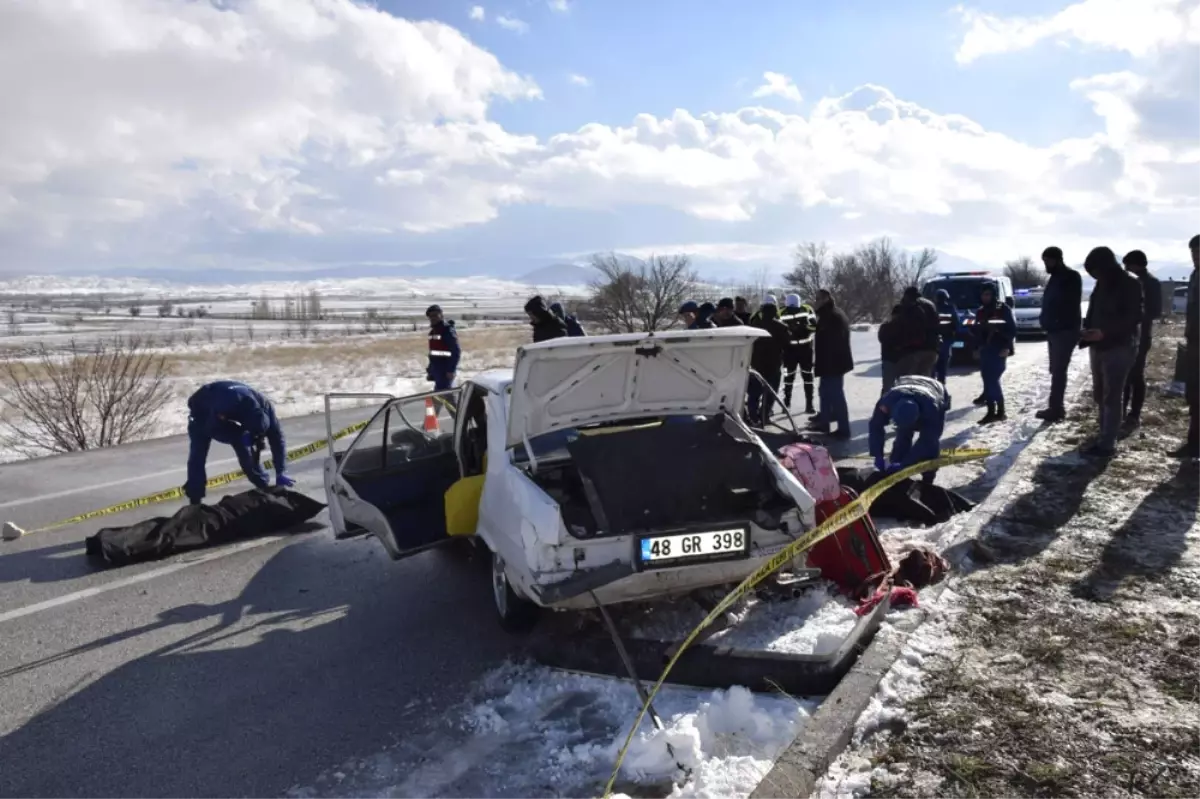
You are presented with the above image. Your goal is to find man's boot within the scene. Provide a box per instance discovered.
[1036,407,1065,422]
[973,393,987,407]
[803,384,816,415]
[995,399,1007,422]
[979,402,997,425]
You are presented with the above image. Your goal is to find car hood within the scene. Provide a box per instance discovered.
[506,327,768,449]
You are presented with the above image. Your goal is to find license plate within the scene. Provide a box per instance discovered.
[952,341,964,349]
[637,527,749,568]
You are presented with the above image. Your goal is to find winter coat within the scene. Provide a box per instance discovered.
[427,319,461,378]
[869,375,950,466]
[689,302,717,330]
[973,301,1016,354]
[713,311,744,328]
[749,308,791,374]
[814,302,854,378]
[935,297,960,342]
[1188,269,1199,348]
[185,381,285,501]
[1039,266,1083,333]
[1081,264,1142,351]
[734,310,752,325]
[898,297,940,354]
[878,316,904,363]
[525,295,569,343]
[549,301,587,337]
[1134,272,1162,347]
[779,303,817,348]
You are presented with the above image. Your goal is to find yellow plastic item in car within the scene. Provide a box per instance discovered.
[445,453,487,537]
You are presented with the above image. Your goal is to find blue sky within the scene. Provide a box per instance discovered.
[0,0,1196,281]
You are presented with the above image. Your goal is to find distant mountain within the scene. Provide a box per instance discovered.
[518,263,598,286]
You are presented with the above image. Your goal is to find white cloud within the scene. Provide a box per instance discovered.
[0,0,1196,275]
[468,5,485,21]
[568,73,592,87]
[751,72,803,104]
[495,14,529,33]
[548,0,571,12]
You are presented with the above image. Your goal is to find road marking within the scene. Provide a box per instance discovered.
[0,456,236,511]
[0,535,287,626]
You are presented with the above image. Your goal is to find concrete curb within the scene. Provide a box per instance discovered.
[749,411,1060,799]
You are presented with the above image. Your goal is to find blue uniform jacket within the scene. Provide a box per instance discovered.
[185,381,286,501]
[973,302,1016,354]
[427,320,461,377]
[868,376,950,468]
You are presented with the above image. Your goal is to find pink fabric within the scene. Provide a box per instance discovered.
[854,585,920,617]
[778,442,841,503]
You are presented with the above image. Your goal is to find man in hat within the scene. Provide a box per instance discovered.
[746,295,790,426]
[713,297,744,327]
[426,304,461,391]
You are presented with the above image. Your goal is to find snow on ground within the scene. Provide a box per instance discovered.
[816,323,1200,799]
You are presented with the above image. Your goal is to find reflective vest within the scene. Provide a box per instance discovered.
[428,327,454,358]
[779,304,816,346]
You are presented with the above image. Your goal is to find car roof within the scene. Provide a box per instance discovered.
[470,369,514,393]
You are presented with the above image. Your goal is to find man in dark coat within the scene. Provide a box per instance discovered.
[525,295,568,342]
[679,300,717,330]
[878,304,905,396]
[713,297,744,327]
[425,304,461,391]
[895,286,940,378]
[734,296,752,325]
[810,289,854,439]
[1036,246,1083,422]
[1120,250,1162,427]
[1079,247,1143,456]
[185,381,291,505]
[746,295,791,427]
[779,293,817,413]
[549,301,586,337]
[933,289,960,385]
[1175,234,1200,459]
[974,283,1016,424]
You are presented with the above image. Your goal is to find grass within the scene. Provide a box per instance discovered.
[858,320,1200,799]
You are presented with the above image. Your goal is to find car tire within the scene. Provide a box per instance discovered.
[491,551,540,634]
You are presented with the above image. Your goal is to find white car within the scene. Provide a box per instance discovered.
[322,328,820,632]
[1012,288,1044,336]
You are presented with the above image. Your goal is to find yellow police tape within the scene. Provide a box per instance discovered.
[602,446,992,798]
[4,420,370,538]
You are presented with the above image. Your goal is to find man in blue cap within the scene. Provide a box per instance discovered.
[868,375,951,484]
[185,380,292,505]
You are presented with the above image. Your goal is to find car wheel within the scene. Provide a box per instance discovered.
[491,551,540,634]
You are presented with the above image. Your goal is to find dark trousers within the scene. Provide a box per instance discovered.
[935,340,953,384]
[782,345,814,408]
[747,368,781,427]
[1123,336,1152,418]
[980,349,1007,403]
[1188,343,1199,450]
[1046,330,1079,412]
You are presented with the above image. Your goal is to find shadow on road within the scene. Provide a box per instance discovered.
[0,535,517,798]
[0,540,96,586]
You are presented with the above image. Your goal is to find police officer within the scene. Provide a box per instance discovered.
[425,304,461,390]
[868,375,950,485]
[933,289,960,385]
[185,381,292,505]
[779,293,817,414]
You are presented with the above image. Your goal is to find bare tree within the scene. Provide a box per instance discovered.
[0,336,172,457]
[157,301,172,318]
[5,310,18,337]
[588,252,698,333]
[1004,256,1045,289]
[782,242,829,301]
[129,303,142,317]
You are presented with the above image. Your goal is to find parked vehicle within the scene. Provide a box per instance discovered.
[1012,288,1045,337]
[920,272,1015,364]
[321,328,822,632]
[1175,286,1189,315]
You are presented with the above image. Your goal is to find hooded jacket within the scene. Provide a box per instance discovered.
[878,306,905,363]
[868,376,950,467]
[549,301,586,337]
[749,304,791,373]
[934,290,960,342]
[814,299,854,377]
[1081,248,1142,351]
[525,295,569,343]
[898,288,940,354]
[1039,264,1083,333]
[185,381,286,502]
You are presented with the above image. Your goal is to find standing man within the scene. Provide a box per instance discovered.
[1036,246,1083,422]
[549,301,586,337]
[734,296,752,325]
[1121,250,1162,427]
[426,304,461,391]
[524,295,569,342]
[895,287,940,378]
[1175,235,1199,460]
[185,381,292,506]
[1078,247,1142,457]
[810,289,853,439]
[746,295,791,426]
[868,375,951,485]
[975,283,1017,424]
[933,289,960,385]
[713,297,744,327]
[878,305,905,395]
[779,293,817,414]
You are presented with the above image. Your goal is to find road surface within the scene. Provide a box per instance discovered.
[0,334,1051,797]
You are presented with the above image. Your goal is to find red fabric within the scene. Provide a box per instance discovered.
[807,486,892,600]
[854,585,919,617]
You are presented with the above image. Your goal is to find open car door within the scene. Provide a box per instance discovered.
[323,388,464,560]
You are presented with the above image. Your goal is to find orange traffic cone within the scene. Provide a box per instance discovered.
[424,398,439,433]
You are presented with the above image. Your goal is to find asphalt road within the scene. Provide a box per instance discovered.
[0,334,1052,797]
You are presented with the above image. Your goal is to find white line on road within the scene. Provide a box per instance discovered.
[0,535,287,626]
[0,456,235,510]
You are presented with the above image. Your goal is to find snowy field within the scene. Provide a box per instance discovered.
[284,342,1066,799]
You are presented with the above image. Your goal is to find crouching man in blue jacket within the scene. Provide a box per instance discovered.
[184,381,292,505]
[868,375,951,485]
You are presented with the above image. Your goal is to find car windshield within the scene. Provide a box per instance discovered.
[1013,293,1042,308]
[922,279,993,309]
